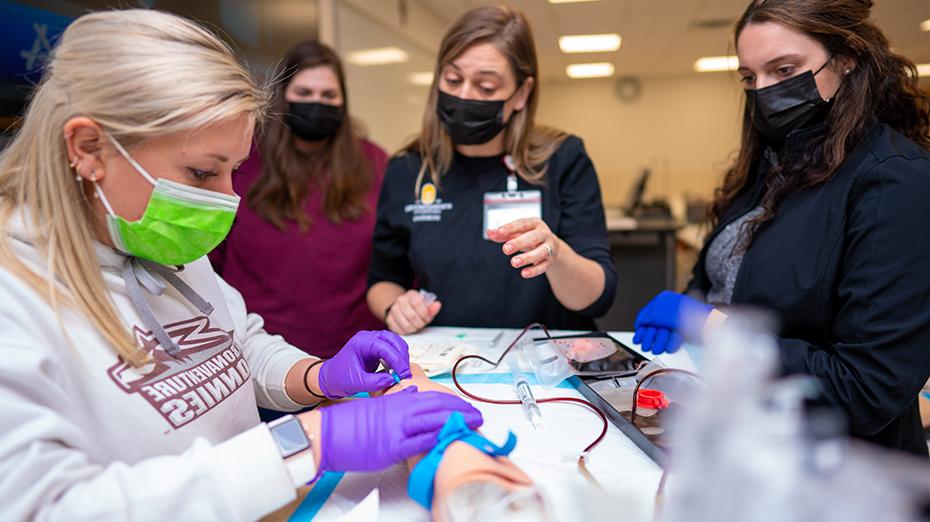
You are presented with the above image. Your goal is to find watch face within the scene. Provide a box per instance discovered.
[272,419,310,458]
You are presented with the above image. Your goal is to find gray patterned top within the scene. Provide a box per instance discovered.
[705,207,764,305]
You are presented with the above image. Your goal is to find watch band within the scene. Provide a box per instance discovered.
[283,450,317,488]
[268,415,318,488]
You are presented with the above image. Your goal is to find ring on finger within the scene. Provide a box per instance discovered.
[543,243,553,258]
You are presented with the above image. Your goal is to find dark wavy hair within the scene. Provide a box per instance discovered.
[711,0,930,234]
[249,40,371,231]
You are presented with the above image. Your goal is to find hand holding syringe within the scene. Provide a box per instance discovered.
[384,289,440,335]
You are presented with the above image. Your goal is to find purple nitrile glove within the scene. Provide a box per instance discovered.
[318,330,413,398]
[633,291,714,355]
[319,388,484,473]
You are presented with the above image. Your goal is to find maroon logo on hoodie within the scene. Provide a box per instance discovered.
[107,316,251,429]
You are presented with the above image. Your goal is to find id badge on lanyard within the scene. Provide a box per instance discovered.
[482,155,542,240]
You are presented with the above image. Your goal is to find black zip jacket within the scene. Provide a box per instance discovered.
[688,122,930,455]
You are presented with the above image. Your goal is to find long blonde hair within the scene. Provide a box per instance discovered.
[0,9,268,366]
[404,5,568,198]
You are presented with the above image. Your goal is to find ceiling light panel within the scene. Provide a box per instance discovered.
[559,33,622,54]
[566,62,615,79]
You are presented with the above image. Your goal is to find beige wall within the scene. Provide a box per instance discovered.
[536,74,746,206]
[333,0,443,153]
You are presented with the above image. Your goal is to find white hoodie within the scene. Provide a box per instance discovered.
[0,212,312,521]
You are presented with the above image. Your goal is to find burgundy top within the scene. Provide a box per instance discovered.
[210,139,388,357]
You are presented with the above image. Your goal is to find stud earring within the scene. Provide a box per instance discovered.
[68,157,78,169]
[844,69,851,75]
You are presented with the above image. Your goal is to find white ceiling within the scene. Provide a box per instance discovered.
[414,0,930,81]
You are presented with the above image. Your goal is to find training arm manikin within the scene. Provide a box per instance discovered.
[372,364,535,520]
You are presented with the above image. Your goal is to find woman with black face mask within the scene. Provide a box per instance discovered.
[632,0,930,455]
[367,5,616,335]
[211,41,389,362]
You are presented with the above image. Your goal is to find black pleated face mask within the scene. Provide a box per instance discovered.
[285,102,345,142]
[436,90,514,146]
[746,59,832,144]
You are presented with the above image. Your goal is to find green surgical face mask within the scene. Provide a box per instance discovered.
[95,134,240,265]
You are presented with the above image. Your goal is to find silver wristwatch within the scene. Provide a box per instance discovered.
[267,414,317,488]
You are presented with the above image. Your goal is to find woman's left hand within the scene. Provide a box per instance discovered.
[487,218,561,279]
[318,330,413,398]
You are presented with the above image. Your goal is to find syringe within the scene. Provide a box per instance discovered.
[419,289,437,306]
[378,358,401,385]
[507,355,542,429]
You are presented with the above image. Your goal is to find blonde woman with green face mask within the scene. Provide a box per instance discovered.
[0,9,481,520]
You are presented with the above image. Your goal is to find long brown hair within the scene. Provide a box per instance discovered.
[711,0,930,234]
[250,40,371,231]
[404,5,567,198]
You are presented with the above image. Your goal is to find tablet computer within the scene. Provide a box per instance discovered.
[539,332,650,379]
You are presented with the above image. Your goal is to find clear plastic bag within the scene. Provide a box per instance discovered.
[519,339,574,388]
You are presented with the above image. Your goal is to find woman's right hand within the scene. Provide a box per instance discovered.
[385,289,442,334]
[307,388,483,474]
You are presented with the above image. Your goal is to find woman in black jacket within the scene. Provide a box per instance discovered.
[633,0,930,455]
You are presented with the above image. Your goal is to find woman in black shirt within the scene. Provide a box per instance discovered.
[634,0,930,454]
[367,5,615,334]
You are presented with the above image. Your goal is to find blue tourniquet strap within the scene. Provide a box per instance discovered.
[407,411,517,509]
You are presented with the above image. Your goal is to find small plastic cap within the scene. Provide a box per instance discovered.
[636,388,670,410]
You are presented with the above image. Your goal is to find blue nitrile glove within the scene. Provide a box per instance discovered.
[633,291,714,355]
[319,388,484,473]
[318,330,413,398]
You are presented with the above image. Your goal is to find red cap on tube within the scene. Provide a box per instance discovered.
[636,388,670,410]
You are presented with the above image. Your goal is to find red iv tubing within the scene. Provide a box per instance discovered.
[449,323,609,485]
